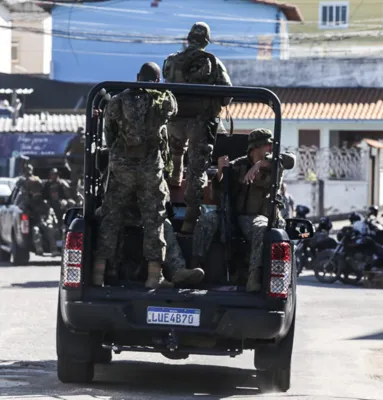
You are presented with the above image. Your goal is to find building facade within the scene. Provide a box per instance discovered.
[288,0,383,57]
[0,0,52,75]
[51,0,302,83]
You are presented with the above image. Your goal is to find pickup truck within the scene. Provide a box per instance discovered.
[0,184,63,264]
[57,82,314,393]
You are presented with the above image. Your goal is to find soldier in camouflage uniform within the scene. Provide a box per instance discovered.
[43,168,75,224]
[65,127,85,199]
[192,129,296,292]
[95,123,204,286]
[94,62,203,289]
[16,164,60,256]
[163,22,232,233]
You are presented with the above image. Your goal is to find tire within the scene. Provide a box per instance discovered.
[313,249,340,284]
[56,297,95,383]
[11,232,29,266]
[254,311,295,393]
[339,269,363,286]
[257,367,291,393]
[0,239,11,263]
[57,357,94,384]
[94,347,112,364]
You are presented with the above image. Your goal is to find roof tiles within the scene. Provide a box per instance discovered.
[0,114,85,133]
[225,88,383,120]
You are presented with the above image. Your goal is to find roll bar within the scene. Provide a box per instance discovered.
[85,82,282,229]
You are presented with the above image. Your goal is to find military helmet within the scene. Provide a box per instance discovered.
[187,22,211,47]
[25,163,33,172]
[247,128,273,153]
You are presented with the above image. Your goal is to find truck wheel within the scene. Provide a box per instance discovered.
[57,357,94,384]
[94,347,112,364]
[0,240,11,262]
[11,233,29,266]
[56,298,95,383]
[257,366,291,393]
[254,310,295,393]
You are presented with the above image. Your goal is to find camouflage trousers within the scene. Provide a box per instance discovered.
[168,118,214,208]
[193,211,268,272]
[96,199,186,277]
[95,157,167,263]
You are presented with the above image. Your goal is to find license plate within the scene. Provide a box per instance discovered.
[147,306,200,327]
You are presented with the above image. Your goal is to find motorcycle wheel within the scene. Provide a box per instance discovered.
[339,268,363,286]
[313,249,340,284]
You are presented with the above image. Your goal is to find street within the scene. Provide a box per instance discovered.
[0,255,382,400]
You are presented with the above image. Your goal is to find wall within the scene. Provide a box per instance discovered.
[289,0,382,36]
[0,5,12,74]
[224,58,383,87]
[232,120,383,150]
[323,180,368,215]
[51,0,287,82]
[11,14,52,75]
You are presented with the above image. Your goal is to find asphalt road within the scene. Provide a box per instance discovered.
[0,255,382,400]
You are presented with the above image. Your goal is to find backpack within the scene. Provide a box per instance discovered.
[163,48,223,118]
[163,48,219,84]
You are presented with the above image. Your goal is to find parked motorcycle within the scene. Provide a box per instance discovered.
[295,208,335,275]
[314,225,383,285]
[294,205,312,275]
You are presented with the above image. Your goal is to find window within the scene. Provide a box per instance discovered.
[11,41,19,63]
[319,2,349,28]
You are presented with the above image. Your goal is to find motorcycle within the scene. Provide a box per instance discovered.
[351,206,383,245]
[294,205,312,275]
[313,225,383,285]
[295,206,336,275]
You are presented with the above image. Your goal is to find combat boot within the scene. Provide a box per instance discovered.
[172,267,205,286]
[169,155,184,188]
[246,267,262,292]
[145,261,174,289]
[93,259,106,286]
[181,206,200,234]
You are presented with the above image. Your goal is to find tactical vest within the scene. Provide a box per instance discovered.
[163,48,223,118]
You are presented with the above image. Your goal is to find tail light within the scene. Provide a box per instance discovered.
[20,213,29,234]
[269,242,291,299]
[62,232,83,288]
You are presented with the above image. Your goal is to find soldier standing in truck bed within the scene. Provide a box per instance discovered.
[94,62,205,289]
[162,21,232,233]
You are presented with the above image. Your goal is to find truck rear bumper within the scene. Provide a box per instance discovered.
[63,300,285,341]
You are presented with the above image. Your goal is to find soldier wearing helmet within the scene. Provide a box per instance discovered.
[191,129,296,292]
[163,21,232,233]
[43,168,74,224]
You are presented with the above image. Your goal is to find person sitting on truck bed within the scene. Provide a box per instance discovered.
[95,147,205,286]
[191,129,296,292]
[93,62,202,289]
[43,168,75,225]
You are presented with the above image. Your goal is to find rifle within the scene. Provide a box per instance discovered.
[219,166,232,283]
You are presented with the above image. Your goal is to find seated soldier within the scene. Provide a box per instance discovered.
[95,148,204,286]
[191,128,295,292]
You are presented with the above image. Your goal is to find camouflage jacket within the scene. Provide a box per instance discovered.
[211,152,296,218]
[104,88,177,164]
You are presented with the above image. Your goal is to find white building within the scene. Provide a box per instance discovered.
[0,2,12,73]
[1,0,52,75]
